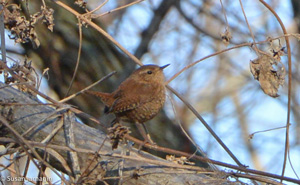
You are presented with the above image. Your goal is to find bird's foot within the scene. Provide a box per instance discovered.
[138,137,156,151]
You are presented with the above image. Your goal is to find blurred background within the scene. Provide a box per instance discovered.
[2,0,300,184]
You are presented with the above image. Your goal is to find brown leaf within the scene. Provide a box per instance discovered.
[220,29,232,47]
[250,54,285,97]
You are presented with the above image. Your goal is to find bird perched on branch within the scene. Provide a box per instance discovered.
[86,64,169,145]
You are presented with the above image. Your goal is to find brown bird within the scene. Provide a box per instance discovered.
[86,64,169,144]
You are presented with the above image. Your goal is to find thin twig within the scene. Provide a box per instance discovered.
[41,116,64,143]
[59,71,116,103]
[37,68,49,91]
[165,41,255,84]
[65,17,83,97]
[91,0,144,18]
[219,0,229,28]
[231,172,283,185]
[84,0,108,15]
[249,124,289,139]
[238,0,259,54]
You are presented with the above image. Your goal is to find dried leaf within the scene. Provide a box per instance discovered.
[220,29,232,47]
[250,54,285,97]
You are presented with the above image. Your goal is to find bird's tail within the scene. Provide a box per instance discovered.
[85,90,113,113]
[85,90,111,104]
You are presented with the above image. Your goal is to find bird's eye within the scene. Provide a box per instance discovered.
[147,70,153,74]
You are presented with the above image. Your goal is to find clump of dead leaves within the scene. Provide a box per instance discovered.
[3,2,54,48]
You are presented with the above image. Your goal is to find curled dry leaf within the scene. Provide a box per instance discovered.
[220,29,232,47]
[31,6,55,32]
[250,54,285,97]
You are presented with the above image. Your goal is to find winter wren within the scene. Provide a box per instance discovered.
[86,64,169,143]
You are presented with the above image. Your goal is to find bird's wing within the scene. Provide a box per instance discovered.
[110,89,140,113]
[110,82,155,113]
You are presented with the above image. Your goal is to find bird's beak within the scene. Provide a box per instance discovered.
[160,64,170,70]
